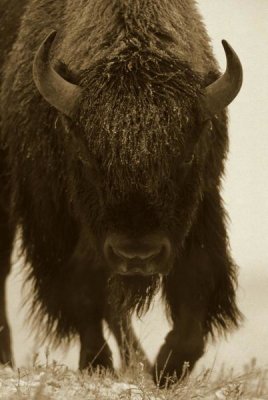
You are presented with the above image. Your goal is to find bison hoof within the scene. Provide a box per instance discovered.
[0,323,14,367]
[79,345,114,372]
[153,347,193,388]
[152,362,189,388]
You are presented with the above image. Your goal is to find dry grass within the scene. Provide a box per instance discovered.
[0,354,267,400]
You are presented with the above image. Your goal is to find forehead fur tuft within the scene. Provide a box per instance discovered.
[78,48,202,198]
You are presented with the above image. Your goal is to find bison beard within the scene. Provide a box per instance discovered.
[107,274,161,318]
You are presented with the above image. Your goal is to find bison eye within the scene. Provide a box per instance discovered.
[183,153,195,166]
[174,153,194,184]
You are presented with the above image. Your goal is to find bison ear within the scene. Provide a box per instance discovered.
[202,40,243,117]
[33,30,82,117]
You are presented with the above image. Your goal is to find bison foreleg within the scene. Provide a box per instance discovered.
[153,309,204,387]
[0,150,15,367]
[79,320,113,371]
[106,313,151,371]
[0,269,14,367]
[0,268,13,367]
[0,307,13,367]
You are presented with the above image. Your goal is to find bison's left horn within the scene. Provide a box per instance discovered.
[203,40,243,116]
[33,30,82,117]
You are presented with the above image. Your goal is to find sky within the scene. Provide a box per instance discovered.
[198,0,268,275]
[6,0,268,372]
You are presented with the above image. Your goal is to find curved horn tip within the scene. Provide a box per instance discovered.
[222,40,232,58]
[223,39,243,89]
[221,39,230,51]
[44,30,57,44]
[33,29,81,118]
[41,30,57,53]
[33,30,57,72]
[222,40,236,61]
[202,39,243,117]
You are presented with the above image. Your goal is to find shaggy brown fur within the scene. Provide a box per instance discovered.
[0,0,242,386]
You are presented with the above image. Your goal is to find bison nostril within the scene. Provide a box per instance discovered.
[112,247,161,261]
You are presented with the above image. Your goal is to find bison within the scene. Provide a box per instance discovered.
[0,0,243,386]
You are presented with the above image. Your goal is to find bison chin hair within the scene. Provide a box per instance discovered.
[107,274,162,318]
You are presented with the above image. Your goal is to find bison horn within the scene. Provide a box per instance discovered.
[33,30,82,117]
[203,40,243,116]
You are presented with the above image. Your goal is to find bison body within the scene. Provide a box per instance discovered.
[0,0,242,385]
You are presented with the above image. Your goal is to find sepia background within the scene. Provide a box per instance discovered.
[6,0,268,372]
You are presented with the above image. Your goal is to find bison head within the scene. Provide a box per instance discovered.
[33,31,242,283]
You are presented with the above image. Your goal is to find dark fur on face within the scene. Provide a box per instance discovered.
[77,48,202,201]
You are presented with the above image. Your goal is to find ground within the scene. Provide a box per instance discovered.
[0,357,267,400]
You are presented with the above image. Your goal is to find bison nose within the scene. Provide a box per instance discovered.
[104,234,171,275]
[113,246,161,261]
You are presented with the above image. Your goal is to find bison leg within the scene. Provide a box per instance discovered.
[153,246,208,386]
[0,279,13,367]
[153,304,205,387]
[0,149,15,366]
[63,239,113,371]
[79,319,113,371]
[105,312,151,371]
[154,190,240,387]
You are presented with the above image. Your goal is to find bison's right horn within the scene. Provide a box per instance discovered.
[203,40,243,117]
[33,30,82,117]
